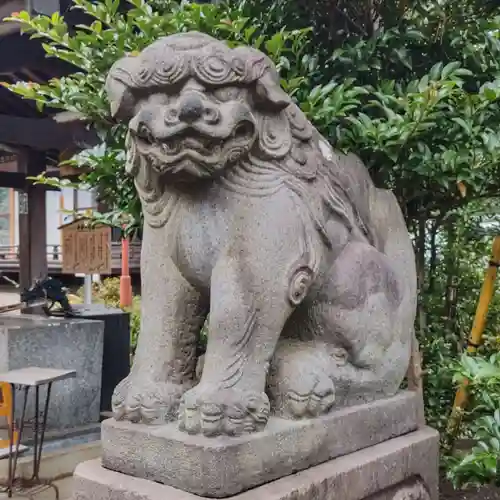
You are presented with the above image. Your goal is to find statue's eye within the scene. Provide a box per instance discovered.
[137,124,155,144]
[213,87,243,102]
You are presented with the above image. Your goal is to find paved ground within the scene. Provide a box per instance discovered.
[0,476,495,499]
[0,477,73,499]
[0,476,494,499]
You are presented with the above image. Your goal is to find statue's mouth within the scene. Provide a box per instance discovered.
[160,135,222,158]
[135,120,256,169]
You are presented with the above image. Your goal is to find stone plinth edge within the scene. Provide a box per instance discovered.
[102,391,423,497]
[75,427,439,500]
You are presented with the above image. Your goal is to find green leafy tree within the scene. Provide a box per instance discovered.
[2,0,326,232]
[7,0,500,236]
[6,0,500,487]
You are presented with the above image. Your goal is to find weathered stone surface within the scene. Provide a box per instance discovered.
[104,31,419,436]
[0,314,104,431]
[366,479,432,500]
[74,427,439,500]
[102,392,420,497]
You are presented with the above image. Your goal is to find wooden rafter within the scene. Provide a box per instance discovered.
[0,171,60,190]
[0,114,98,150]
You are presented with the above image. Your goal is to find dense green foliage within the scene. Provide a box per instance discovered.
[5,0,500,488]
[7,0,500,233]
[445,351,500,487]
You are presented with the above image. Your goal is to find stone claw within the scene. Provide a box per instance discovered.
[285,376,336,418]
[268,340,339,419]
[112,376,188,424]
[178,387,270,436]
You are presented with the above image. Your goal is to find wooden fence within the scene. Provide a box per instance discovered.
[0,242,141,275]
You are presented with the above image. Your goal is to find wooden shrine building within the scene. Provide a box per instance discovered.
[0,0,99,290]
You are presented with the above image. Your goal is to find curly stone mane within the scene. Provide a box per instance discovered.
[106,32,379,247]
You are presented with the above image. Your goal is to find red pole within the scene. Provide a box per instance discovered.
[120,226,132,308]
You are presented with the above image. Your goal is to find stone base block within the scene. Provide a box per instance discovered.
[74,427,439,500]
[0,314,104,431]
[102,391,422,497]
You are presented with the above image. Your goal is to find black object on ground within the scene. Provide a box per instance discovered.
[69,304,130,416]
[20,277,73,316]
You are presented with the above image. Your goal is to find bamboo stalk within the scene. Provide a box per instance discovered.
[445,236,500,449]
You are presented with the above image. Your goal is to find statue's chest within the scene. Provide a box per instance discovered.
[172,201,223,289]
[170,188,300,291]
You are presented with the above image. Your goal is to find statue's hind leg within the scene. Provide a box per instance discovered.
[269,332,401,417]
[268,241,412,418]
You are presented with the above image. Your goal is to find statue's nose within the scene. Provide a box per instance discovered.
[178,94,204,123]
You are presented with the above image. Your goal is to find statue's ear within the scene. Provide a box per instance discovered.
[257,112,292,159]
[105,56,138,121]
[253,71,292,111]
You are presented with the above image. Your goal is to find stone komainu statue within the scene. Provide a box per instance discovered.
[105,32,417,437]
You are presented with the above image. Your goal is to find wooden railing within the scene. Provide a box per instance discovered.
[0,242,141,274]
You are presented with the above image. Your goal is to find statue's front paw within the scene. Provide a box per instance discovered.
[112,376,188,424]
[178,386,270,436]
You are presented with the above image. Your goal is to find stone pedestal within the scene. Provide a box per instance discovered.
[73,391,439,500]
[74,427,439,500]
[102,391,422,497]
[0,314,104,432]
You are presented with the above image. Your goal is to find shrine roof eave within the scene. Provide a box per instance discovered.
[0,1,97,161]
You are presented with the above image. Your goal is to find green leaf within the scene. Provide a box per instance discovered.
[483,87,498,101]
[442,61,461,79]
[490,437,500,451]
[494,409,500,426]
[452,117,472,135]
[418,75,429,92]
[35,100,45,112]
[430,62,443,80]
[265,32,284,57]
